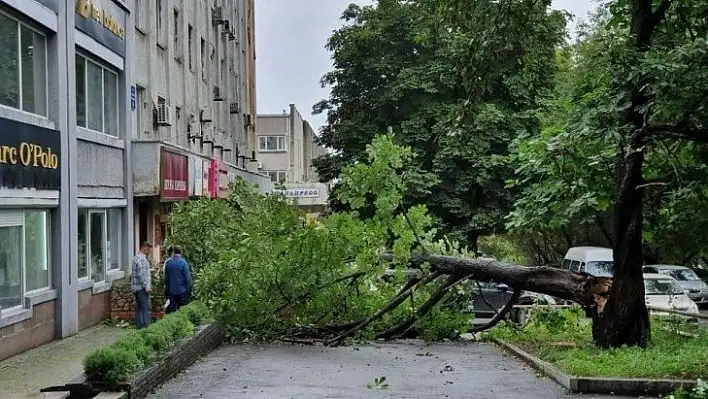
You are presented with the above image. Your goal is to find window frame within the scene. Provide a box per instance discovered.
[258,135,287,152]
[0,9,49,117]
[173,7,182,62]
[265,170,287,184]
[0,209,52,314]
[76,52,120,137]
[78,208,123,282]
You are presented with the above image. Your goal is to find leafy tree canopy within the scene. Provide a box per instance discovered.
[314,0,567,247]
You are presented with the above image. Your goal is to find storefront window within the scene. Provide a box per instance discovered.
[76,53,120,136]
[78,210,88,279]
[107,208,122,270]
[0,225,23,309]
[0,12,47,116]
[24,211,49,291]
[0,210,52,311]
[79,208,123,282]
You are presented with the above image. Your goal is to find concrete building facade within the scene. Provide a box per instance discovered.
[257,104,330,214]
[0,0,268,361]
[130,0,269,261]
[0,0,134,360]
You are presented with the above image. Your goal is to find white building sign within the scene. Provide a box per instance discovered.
[272,188,320,198]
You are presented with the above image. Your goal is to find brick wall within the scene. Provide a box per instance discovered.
[0,300,56,361]
[129,324,224,398]
[79,289,111,330]
[110,282,166,322]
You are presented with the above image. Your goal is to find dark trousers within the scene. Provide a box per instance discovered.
[166,292,191,314]
[134,289,151,328]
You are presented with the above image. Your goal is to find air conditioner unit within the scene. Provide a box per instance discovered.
[228,28,237,41]
[244,113,252,126]
[222,20,230,31]
[213,86,224,102]
[229,102,239,114]
[211,7,224,26]
[157,103,171,126]
[200,107,213,122]
[256,160,263,169]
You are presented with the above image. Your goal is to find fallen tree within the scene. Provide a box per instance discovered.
[167,136,615,346]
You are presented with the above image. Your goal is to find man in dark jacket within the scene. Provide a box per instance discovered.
[163,245,193,313]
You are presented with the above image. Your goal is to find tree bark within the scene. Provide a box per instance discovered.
[591,0,673,348]
[383,253,612,310]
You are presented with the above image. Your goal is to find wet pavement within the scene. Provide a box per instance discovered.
[148,341,633,399]
[0,324,126,398]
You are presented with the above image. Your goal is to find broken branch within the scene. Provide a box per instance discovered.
[326,271,442,345]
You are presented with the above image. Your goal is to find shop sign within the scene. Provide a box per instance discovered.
[160,149,189,201]
[193,157,203,197]
[75,0,127,56]
[272,188,320,198]
[207,159,229,198]
[0,117,61,190]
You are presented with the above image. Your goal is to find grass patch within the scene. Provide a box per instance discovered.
[83,302,211,386]
[485,306,708,380]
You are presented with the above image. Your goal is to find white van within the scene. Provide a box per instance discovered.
[561,246,614,277]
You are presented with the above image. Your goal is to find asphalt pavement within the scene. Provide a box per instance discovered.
[148,341,635,399]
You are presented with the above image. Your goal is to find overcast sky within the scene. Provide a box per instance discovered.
[255,0,596,131]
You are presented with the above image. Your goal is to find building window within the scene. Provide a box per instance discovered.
[200,38,206,81]
[76,54,120,136]
[0,210,51,311]
[78,208,122,283]
[258,135,286,152]
[0,11,47,116]
[265,171,287,184]
[173,8,181,62]
[188,25,194,71]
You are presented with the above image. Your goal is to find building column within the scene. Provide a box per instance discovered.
[55,0,79,338]
[123,0,135,265]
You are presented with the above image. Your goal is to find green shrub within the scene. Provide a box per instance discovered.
[84,348,142,386]
[140,324,173,352]
[159,312,195,340]
[113,332,152,363]
[181,301,211,326]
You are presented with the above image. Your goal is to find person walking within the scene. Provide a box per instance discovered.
[131,242,153,328]
[164,245,193,313]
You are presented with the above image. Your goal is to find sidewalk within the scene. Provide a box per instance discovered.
[0,324,127,398]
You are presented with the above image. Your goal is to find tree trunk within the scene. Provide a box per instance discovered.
[594,149,650,348]
[385,254,612,309]
[591,0,672,348]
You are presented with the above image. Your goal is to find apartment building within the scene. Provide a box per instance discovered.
[257,104,329,214]
[0,0,268,361]
[0,0,135,360]
[130,0,269,260]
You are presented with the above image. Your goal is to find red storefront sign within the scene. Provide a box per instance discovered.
[160,148,189,200]
[207,158,229,198]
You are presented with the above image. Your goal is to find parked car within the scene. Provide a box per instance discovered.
[643,273,699,319]
[561,246,614,277]
[643,265,708,306]
[383,268,555,323]
[470,281,557,322]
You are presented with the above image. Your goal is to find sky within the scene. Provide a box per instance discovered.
[255,0,596,132]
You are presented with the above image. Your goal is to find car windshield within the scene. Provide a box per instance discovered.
[586,261,614,277]
[644,279,684,295]
[665,269,700,281]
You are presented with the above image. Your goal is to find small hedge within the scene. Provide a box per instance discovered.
[84,302,211,386]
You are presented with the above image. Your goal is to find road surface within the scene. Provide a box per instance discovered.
[149,341,634,399]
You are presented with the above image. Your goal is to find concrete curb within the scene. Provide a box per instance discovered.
[492,338,697,396]
[128,323,225,398]
[41,323,224,399]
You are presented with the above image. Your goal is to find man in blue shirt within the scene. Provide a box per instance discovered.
[163,245,193,313]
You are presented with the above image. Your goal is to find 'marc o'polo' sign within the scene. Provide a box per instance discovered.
[0,118,61,190]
